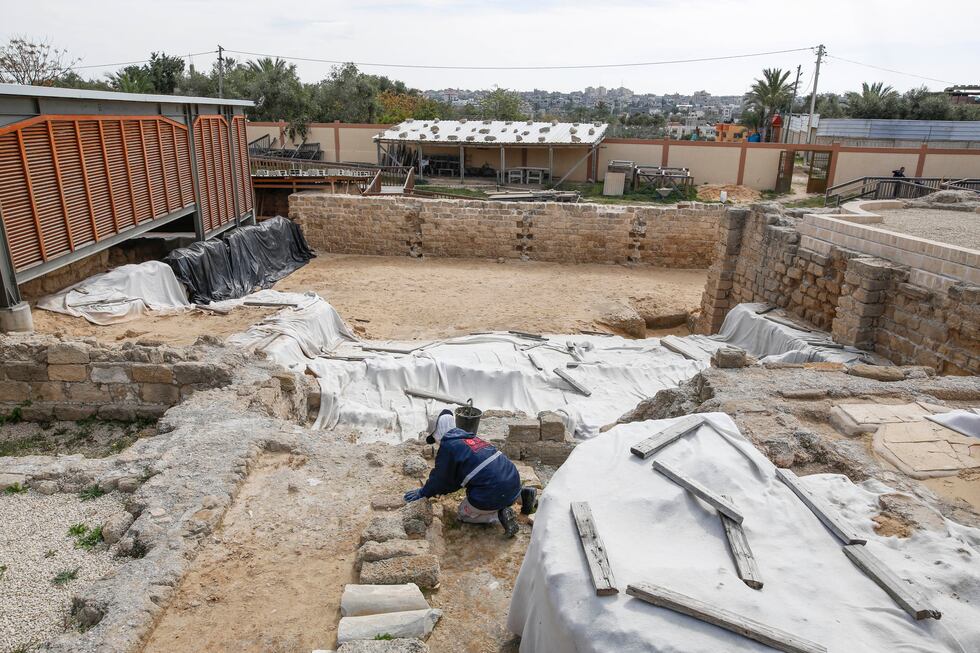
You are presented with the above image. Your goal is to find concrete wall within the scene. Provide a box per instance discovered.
[832,151,920,183]
[921,152,980,178]
[289,193,724,268]
[696,204,980,375]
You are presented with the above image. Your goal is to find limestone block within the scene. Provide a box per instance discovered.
[521,441,575,466]
[54,405,97,420]
[173,362,231,386]
[0,380,31,402]
[131,364,174,384]
[846,364,905,382]
[538,411,566,442]
[361,515,409,544]
[67,383,111,403]
[340,583,429,617]
[47,342,89,365]
[48,364,88,382]
[711,347,748,369]
[400,499,433,537]
[0,473,27,491]
[102,511,135,544]
[507,419,540,443]
[356,539,431,567]
[337,639,429,653]
[336,609,441,644]
[140,383,180,404]
[90,364,131,384]
[359,554,440,588]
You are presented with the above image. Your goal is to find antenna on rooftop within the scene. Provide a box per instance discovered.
[218,45,225,99]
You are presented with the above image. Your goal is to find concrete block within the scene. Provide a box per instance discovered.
[336,609,441,644]
[538,411,566,442]
[507,419,540,443]
[359,555,440,589]
[340,583,429,617]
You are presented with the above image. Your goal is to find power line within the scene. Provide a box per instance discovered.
[223,46,817,71]
[70,50,218,71]
[825,54,953,85]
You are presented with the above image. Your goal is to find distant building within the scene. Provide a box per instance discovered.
[787,116,980,148]
[945,86,980,105]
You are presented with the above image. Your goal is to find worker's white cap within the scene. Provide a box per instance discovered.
[426,409,455,444]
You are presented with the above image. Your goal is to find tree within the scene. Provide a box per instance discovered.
[814,93,846,118]
[745,68,796,141]
[845,82,901,119]
[377,90,446,123]
[0,37,78,85]
[146,52,185,94]
[479,88,527,121]
[243,57,311,132]
[109,65,153,93]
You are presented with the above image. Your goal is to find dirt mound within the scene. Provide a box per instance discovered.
[697,184,761,203]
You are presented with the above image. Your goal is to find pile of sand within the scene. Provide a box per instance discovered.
[697,184,761,203]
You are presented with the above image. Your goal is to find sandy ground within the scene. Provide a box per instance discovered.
[876,208,980,250]
[32,256,706,344]
[141,443,530,653]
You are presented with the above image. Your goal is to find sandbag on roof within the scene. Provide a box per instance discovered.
[165,216,315,304]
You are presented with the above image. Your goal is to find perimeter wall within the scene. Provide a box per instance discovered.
[289,193,724,267]
[695,204,980,375]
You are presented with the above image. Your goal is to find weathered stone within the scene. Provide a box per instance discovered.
[131,364,173,384]
[371,494,407,510]
[711,346,747,369]
[507,419,540,443]
[336,609,442,644]
[0,380,31,402]
[47,342,90,365]
[340,583,429,617]
[0,473,27,491]
[140,383,180,404]
[48,364,88,382]
[67,383,111,403]
[359,555,440,589]
[54,405,98,421]
[538,411,566,442]
[90,364,131,384]
[34,480,59,495]
[521,441,575,466]
[173,361,231,386]
[116,477,140,493]
[337,640,429,653]
[4,363,49,381]
[402,455,428,478]
[356,539,431,567]
[98,405,137,421]
[360,515,408,544]
[400,499,433,537]
[102,511,135,545]
[778,388,829,400]
[846,364,905,382]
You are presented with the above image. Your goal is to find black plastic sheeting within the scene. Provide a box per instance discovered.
[164,216,315,304]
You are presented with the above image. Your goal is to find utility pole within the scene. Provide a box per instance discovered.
[784,65,802,144]
[217,45,225,98]
[807,44,825,144]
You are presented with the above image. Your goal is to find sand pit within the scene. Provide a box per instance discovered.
[32,255,706,344]
[697,184,761,203]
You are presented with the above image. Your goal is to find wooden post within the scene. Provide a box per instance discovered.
[570,501,618,596]
[626,583,826,653]
[548,146,554,184]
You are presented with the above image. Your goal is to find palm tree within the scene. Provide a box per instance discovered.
[845,82,901,119]
[745,68,796,142]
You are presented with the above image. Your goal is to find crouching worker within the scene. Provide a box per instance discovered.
[404,409,537,538]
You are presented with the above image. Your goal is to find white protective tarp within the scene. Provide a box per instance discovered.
[702,303,865,365]
[508,413,980,652]
[226,292,720,442]
[926,409,980,438]
[36,261,191,325]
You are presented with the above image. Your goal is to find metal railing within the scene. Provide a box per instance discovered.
[360,166,416,196]
[823,176,980,207]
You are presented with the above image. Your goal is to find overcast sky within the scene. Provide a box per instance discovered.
[4,0,975,96]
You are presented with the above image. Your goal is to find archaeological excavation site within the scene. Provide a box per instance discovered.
[0,84,979,653]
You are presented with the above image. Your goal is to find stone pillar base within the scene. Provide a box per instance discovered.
[0,301,33,333]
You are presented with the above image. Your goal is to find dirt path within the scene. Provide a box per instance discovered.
[32,256,706,344]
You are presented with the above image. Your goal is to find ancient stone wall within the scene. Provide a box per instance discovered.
[0,339,233,421]
[696,204,980,375]
[289,193,724,267]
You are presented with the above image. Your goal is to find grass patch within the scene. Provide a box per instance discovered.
[784,195,827,208]
[0,564,7,580]
[78,485,106,501]
[52,568,79,586]
[68,523,103,550]
[4,482,28,495]
[563,181,699,205]
[374,634,394,641]
[0,401,30,427]
[418,185,489,199]
[44,549,56,559]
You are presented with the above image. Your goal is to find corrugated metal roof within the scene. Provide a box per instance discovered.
[375,119,608,145]
[0,83,254,107]
[816,118,980,142]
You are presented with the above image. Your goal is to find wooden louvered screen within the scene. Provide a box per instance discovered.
[0,115,193,273]
[231,115,253,213]
[193,115,239,233]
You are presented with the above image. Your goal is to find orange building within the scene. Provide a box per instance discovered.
[715,123,749,142]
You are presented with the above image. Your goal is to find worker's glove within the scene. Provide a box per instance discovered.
[404,488,423,503]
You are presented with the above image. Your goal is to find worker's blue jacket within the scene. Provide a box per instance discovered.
[419,428,522,511]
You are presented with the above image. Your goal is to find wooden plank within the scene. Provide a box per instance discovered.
[775,468,866,545]
[318,353,371,362]
[570,501,618,596]
[553,368,591,396]
[653,460,743,524]
[626,582,826,653]
[755,305,777,315]
[404,387,469,406]
[509,330,547,341]
[842,545,941,620]
[242,300,299,308]
[527,352,544,371]
[360,344,422,354]
[765,315,813,333]
[579,329,612,336]
[660,335,706,361]
[630,415,705,459]
[194,303,231,315]
[720,495,763,590]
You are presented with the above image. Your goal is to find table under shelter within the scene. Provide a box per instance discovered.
[374,119,609,186]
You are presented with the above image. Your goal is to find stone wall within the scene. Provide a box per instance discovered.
[0,338,233,421]
[289,193,724,267]
[696,204,980,375]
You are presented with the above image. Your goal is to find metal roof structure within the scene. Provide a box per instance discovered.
[815,118,980,142]
[375,119,608,146]
[0,83,254,107]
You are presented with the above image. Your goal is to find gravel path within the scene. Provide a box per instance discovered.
[876,208,980,250]
[0,491,124,653]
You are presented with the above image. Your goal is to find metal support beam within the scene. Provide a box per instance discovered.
[184,105,206,241]
[553,144,599,189]
[459,145,464,181]
[224,108,242,227]
[500,145,505,184]
[0,205,23,308]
